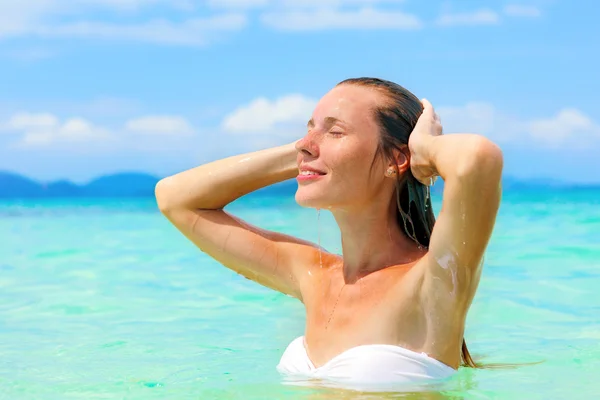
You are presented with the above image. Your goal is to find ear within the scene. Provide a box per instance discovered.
[387,146,410,174]
[385,146,410,178]
[396,146,410,174]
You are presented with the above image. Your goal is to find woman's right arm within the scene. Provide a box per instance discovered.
[154,142,321,301]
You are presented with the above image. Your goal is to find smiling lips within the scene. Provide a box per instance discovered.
[297,166,326,182]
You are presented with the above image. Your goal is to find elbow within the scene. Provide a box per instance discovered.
[458,136,504,182]
[155,177,176,214]
[475,137,503,176]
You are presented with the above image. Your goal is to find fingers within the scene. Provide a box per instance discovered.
[422,98,443,129]
[421,98,440,122]
[420,98,433,116]
[419,98,443,134]
[421,98,432,110]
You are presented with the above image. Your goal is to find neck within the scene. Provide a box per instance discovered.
[331,195,425,283]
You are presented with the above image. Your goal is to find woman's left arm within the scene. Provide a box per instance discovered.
[426,133,503,273]
[410,101,503,293]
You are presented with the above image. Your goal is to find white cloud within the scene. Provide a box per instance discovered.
[437,103,600,147]
[438,102,529,143]
[1,1,516,45]
[5,112,112,147]
[529,109,599,146]
[222,94,317,134]
[1,15,247,46]
[0,1,48,37]
[3,111,198,149]
[0,0,418,43]
[437,103,501,136]
[7,112,60,131]
[0,1,246,46]
[125,116,194,135]
[503,5,541,17]
[436,9,500,26]
[262,7,421,30]
[0,0,190,19]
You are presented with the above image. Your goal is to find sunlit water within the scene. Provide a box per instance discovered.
[1,189,599,399]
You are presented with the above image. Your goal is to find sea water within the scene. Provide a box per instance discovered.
[1,188,599,399]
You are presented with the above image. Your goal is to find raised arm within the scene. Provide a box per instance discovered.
[154,143,322,300]
[410,100,503,302]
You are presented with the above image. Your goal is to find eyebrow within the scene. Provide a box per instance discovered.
[306,116,346,128]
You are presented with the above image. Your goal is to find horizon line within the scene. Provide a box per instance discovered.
[2,169,600,188]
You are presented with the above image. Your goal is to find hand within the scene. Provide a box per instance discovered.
[408,98,443,186]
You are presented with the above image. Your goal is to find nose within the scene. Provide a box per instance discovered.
[295,131,319,158]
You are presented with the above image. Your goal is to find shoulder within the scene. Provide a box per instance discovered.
[296,250,342,301]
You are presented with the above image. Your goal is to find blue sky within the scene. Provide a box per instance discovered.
[0,0,598,184]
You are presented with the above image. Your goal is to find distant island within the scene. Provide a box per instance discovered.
[0,171,299,199]
[0,170,598,199]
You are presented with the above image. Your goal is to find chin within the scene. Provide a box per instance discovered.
[294,186,331,209]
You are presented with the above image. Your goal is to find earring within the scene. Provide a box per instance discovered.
[386,167,396,177]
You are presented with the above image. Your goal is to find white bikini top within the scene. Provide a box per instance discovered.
[276,336,456,391]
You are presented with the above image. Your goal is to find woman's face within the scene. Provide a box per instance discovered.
[295,84,393,210]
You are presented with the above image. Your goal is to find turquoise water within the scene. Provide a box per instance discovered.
[1,189,599,399]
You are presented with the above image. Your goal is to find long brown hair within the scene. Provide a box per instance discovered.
[337,77,479,368]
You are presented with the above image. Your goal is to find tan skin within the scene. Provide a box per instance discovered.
[155,84,503,371]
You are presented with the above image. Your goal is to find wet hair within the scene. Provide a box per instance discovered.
[337,77,478,368]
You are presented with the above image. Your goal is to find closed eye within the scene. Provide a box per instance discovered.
[329,131,344,137]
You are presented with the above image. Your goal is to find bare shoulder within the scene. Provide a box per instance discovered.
[297,251,343,297]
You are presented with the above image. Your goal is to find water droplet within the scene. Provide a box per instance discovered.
[317,208,323,268]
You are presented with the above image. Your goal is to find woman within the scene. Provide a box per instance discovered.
[155,78,503,389]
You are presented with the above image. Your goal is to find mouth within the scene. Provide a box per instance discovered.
[297,167,326,181]
[298,170,325,176]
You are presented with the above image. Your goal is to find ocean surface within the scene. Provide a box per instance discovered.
[1,188,599,399]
